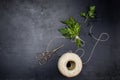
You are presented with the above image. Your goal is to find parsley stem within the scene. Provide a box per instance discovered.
[84,15,88,23]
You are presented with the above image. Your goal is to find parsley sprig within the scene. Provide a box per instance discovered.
[58,17,82,47]
[80,5,96,23]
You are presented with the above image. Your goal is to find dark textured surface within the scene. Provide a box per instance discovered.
[0,0,120,80]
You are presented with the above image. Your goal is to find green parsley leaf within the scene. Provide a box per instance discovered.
[90,6,95,11]
[80,12,86,17]
[58,17,82,47]
[58,27,71,39]
[88,6,95,18]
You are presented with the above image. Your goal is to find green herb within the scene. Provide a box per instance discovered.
[75,36,81,47]
[80,5,96,23]
[58,5,96,48]
[58,17,82,47]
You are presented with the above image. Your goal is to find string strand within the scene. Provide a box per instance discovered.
[79,37,85,47]
[89,25,109,41]
[46,36,65,52]
[75,48,85,58]
[83,26,109,64]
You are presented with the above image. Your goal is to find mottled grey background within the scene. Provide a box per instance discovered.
[0,0,120,80]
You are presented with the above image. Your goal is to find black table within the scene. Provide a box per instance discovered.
[0,0,120,80]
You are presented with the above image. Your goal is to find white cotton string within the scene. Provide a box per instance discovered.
[46,36,85,52]
[83,26,110,64]
[79,37,85,47]
[75,48,85,58]
[83,36,100,64]
[89,26,109,41]
[46,36,65,52]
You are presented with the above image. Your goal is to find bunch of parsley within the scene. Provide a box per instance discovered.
[58,17,82,47]
[58,5,95,48]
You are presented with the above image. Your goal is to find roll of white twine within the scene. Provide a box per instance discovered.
[58,52,82,77]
